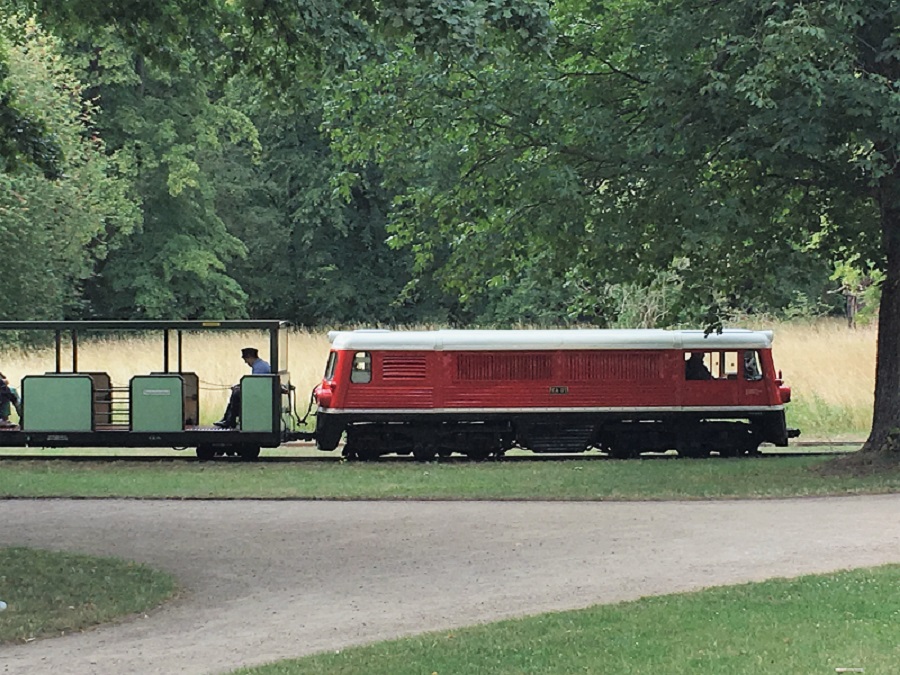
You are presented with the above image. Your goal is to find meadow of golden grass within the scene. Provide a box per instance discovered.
[0,319,876,434]
[772,319,875,410]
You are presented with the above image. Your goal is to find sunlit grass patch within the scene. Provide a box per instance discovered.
[232,565,900,675]
[4,454,900,501]
[0,547,177,644]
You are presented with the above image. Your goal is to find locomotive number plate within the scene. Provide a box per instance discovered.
[549,386,569,395]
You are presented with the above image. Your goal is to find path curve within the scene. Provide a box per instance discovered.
[1,496,899,674]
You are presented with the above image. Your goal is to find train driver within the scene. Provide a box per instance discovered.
[685,352,713,380]
[214,347,271,428]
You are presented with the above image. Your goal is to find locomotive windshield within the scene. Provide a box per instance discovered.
[324,352,337,380]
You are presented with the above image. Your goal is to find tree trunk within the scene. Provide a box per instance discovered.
[861,188,900,455]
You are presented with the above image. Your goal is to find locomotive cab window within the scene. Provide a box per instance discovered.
[350,351,372,383]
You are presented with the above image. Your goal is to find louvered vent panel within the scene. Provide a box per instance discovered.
[382,354,428,380]
[457,354,552,381]
[564,352,664,380]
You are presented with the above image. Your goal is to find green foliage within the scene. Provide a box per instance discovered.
[831,255,884,326]
[321,0,898,327]
[8,0,895,338]
[76,33,253,319]
[0,17,139,321]
[0,36,62,179]
[212,79,454,326]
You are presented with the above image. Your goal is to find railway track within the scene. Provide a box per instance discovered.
[0,444,860,463]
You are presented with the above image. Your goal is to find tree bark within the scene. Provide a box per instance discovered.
[861,186,900,455]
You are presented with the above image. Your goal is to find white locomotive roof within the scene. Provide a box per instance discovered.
[328,328,775,351]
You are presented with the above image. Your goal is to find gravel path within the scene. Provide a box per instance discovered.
[1,496,899,675]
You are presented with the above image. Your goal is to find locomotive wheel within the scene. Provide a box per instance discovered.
[196,444,215,460]
[678,446,711,459]
[605,446,638,460]
[412,444,437,461]
[342,445,380,461]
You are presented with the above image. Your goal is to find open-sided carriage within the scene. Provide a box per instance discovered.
[0,320,310,459]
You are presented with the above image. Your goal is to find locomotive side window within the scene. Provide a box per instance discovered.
[685,351,742,380]
[350,352,372,383]
[324,352,337,380]
[719,351,739,379]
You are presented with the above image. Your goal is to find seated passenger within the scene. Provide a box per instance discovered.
[685,352,713,380]
[0,372,21,427]
[214,347,271,429]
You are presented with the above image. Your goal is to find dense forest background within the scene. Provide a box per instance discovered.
[0,1,886,329]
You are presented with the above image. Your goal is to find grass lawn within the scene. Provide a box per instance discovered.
[0,547,176,644]
[231,565,900,675]
[0,450,896,500]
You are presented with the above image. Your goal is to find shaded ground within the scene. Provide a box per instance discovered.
[1,496,899,675]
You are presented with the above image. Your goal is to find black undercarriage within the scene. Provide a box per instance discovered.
[316,410,799,460]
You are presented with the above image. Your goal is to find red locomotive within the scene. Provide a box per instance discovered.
[312,329,799,460]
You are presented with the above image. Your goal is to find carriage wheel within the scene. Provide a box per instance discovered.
[605,445,638,460]
[196,445,215,460]
[238,445,260,460]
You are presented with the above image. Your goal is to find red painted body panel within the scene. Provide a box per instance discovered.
[319,347,784,412]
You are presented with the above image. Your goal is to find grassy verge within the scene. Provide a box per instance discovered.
[0,547,176,644]
[5,451,900,500]
[785,396,871,438]
[232,565,900,675]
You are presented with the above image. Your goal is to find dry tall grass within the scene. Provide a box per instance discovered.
[0,320,876,434]
[768,319,875,437]
[771,319,875,408]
